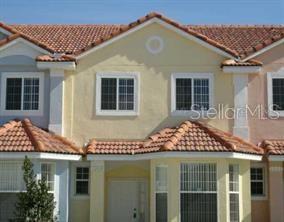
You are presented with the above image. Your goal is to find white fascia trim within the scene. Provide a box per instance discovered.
[76,18,235,60]
[0,37,52,55]
[222,66,261,74]
[0,152,82,160]
[268,155,284,161]
[242,38,284,62]
[37,62,76,71]
[0,27,12,36]
[87,151,262,161]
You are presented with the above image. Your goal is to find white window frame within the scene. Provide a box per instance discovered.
[250,162,267,200]
[229,164,240,222]
[171,73,214,116]
[75,166,90,196]
[180,162,218,222]
[71,162,90,199]
[155,165,168,222]
[96,72,140,116]
[267,69,284,117]
[40,162,55,193]
[0,72,44,116]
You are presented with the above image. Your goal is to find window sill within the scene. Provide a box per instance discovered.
[71,194,90,200]
[96,110,139,116]
[0,109,43,116]
[268,110,284,118]
[251,195,267,201]
[171,110,211,118]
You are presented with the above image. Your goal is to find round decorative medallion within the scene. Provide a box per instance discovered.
[145,36,164,54]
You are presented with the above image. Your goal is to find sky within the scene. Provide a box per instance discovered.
[0,0,283,25]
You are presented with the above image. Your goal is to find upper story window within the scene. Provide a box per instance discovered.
[96,72,139,116]
[250,167,266,198]
[267,69,284,116]
[171,73,213,115]
[0,72,44,116]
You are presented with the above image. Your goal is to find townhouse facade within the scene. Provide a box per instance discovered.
[0,12,283,222]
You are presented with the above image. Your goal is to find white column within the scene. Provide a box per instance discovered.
[57,161,69,222]
[90,160,105,222]
[269,162,284,222]
[49,69,64,135]
[233,74,249,140]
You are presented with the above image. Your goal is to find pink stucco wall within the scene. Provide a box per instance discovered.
[248,44,284,222]
[248,44,284,144]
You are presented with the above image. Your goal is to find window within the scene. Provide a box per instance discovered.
[171,73,213,114]
[229,164,239,222]
[96,72,139,115]
[180,163,217,222]
[0,161,24,192]
[267,70,284,116]
[0,72,44,115]
[155,165,168,222]
[75,167,89,195]
[41,163,55,191]
[251,167,265,196]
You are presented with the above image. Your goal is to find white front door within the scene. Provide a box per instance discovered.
[108,180,146,222]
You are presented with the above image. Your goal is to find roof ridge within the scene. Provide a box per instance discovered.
[143,128,169,147]
[52,134,83,154]
[22,118,45,152]
[162,121,192,151]
[194,121,237,151]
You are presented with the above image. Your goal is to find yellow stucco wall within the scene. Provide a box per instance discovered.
[64,22,234,146]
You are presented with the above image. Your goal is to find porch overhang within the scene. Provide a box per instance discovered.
[87,151,262,161]
[0,152,82,160]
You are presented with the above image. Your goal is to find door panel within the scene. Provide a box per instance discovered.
[108,180,146,222]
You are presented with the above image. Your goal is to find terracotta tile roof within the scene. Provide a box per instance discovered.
[188,25,284,59]
[221,59,263,67]
[4,12,282,60]
[0,119,83,154]
[262,140,284,155]
[87,120,263,155]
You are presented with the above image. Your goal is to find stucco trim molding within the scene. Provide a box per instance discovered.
[37,61,76,70]
[0,152,82,160]
[222,66,261,74]
[242,37,284,62]
[87,151,262,161]
[269,155,284,161]
[269,166,283,172]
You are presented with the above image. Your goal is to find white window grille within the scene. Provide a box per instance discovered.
[250,167,265,196]
[96,72,139,116]
[229,164,239,222]
[75,167,89,195]
[171,73,213,115]
[0,161,24,192]
[0,72,44,116]
[180,163,217,222]
[41,163,55,192]
[155,165,168,222]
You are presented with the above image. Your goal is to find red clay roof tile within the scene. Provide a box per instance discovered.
[221,59,263,67]
[3,12,282,60]
[262,140,284,155]
[0,119,83,154]
[87,120,263,155]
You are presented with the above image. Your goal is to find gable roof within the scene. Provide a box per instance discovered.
[3,12,282,61]
[0,119,83,154]
[87,120,263,155]
[262,140,284,155]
